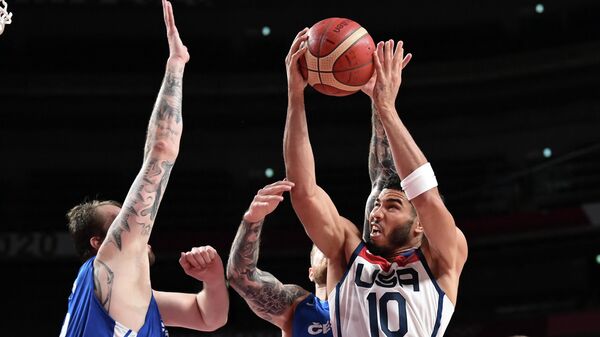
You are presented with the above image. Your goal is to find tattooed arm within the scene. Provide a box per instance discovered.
[360,56,411,241]
[363,103,398,240]
[98,0,188,259]
[92,0,190,329]
[227,181,309,330]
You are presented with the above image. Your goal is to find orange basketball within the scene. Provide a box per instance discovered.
[299,18,375,97]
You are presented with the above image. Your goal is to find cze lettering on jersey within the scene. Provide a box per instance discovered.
[308,321,331,335]
[354,263,420,291]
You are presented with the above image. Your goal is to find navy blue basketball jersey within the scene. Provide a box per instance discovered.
[59,257,169,337]
[292,293,332,337]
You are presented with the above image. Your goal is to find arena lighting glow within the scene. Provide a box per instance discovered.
[261,26,271,37]
[543,147,552,158]
[596,254,600,265]
[535,3,545,14]
[265,167,274,178]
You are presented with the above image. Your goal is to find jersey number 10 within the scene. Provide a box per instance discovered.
[367,292,408,337]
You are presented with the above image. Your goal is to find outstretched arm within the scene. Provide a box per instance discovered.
[93,0,190,322]
[283,29,355,260]
[227,181,309,329]
[98,0,189,260]
[155,246,229,331]
[372,40,467,287]
[360,62,410,240]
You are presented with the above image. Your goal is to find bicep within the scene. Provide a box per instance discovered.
[153,290,211,330]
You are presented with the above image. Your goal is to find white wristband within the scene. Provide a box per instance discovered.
[400,162,438,200]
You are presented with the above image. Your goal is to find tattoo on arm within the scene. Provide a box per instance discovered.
[144,72,183,160]
[94,259,114,313]
[368,105,397,185]
[227,220,308,322]
[105,159,175,250]
[365,106,398,238]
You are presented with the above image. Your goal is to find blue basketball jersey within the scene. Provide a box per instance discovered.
[59,257,169,337]
[292,293,332,337]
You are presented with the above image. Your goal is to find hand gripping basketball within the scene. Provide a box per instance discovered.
[372,40,412,113]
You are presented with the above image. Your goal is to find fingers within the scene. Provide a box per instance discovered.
[402,53,412,69]
[290,43,308,64]
[180,246,218,269]
[258,180,295,196]
[287,28,309,59]
[373,41,384,79]
[385,39,394,64]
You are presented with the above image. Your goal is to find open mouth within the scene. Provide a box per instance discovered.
[370,222,382,237]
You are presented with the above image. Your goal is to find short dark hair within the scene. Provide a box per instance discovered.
[383,174,402,191]
[66,200,121,261]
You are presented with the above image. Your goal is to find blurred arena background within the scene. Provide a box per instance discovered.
[1,0,600,335]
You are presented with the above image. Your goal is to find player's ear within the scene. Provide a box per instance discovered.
[413,216,423,234]
[308,267,315,282]
[90,235,103,251]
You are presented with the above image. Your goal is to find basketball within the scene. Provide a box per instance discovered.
[299,18,375,97]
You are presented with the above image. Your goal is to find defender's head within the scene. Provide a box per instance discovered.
[308,244,327,286]
[66,200,155,264]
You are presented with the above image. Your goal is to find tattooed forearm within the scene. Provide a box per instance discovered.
[227,219,307,321]
[94,259,114,313]
[144,72,183,160]
[368,105,397,184]
[228,220,263,281]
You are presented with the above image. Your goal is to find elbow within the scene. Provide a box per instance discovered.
[148,140,179,160]
[203,313,228,331]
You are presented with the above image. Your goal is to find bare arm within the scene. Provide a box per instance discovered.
[283,29,353,259]
[226,181,308,329]
[93,0,190,323]
[155,247,229,331]
[372,40,467,273]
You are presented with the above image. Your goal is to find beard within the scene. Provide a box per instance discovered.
[312,263,328,286]
[366,220,413,257]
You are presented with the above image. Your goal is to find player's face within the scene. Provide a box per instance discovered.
[366,188,416,256]
[96,204,156,266]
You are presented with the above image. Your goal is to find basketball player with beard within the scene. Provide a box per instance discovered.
[227,181,332,337]
[283,29,468,337]
[59,1,229,335]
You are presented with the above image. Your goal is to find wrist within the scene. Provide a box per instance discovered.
[288,87,305,101]
[166,59,186,74]
[242,215,263,225]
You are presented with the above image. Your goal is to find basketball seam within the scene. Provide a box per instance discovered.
[303,60,373,73]
[317,19,338,86]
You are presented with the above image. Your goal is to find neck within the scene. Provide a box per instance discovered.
[315,284,327,300]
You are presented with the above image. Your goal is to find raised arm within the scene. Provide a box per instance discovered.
[154,246,228,331]
[371,40,467,277]
[227,181,309,330]
[283,29,355,259]
[92,0,190,326]
[98,0,188,261]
